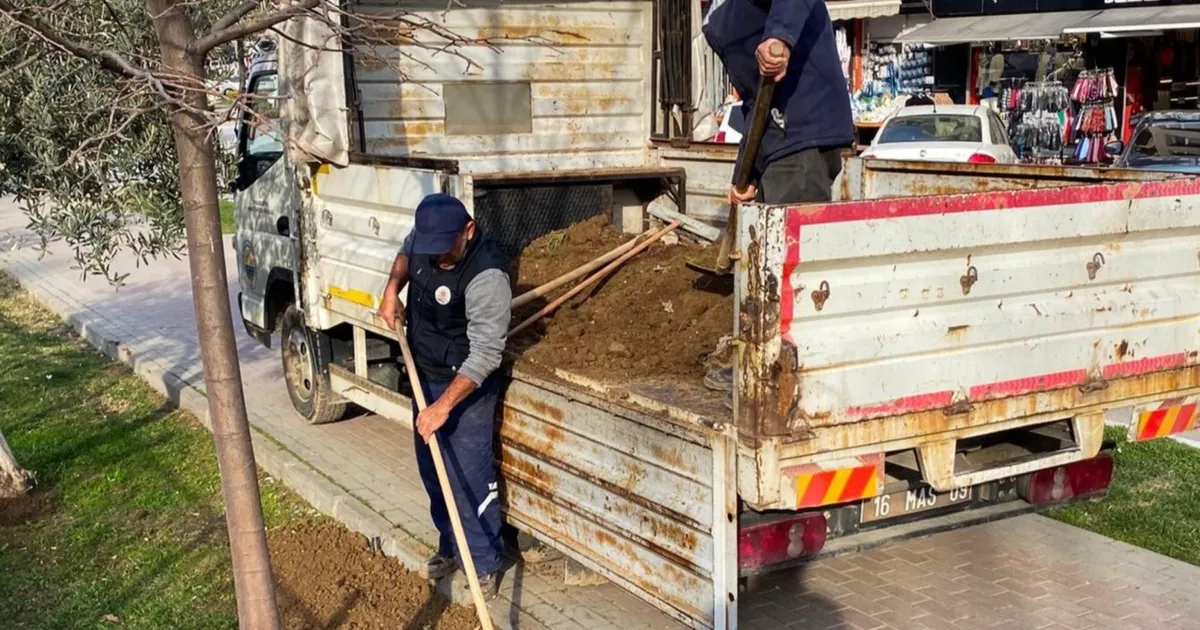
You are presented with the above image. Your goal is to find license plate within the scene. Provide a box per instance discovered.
[861,485,973,524]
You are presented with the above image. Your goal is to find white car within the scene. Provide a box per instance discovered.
[863,105,1017,164]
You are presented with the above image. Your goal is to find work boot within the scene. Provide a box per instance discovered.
[424,553,458,580]
[477,572,501,600]
[704,366,734,392]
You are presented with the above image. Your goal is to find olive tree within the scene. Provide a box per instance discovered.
[0,1,494,627]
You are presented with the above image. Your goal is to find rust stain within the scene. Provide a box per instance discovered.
[594,529,619,548]
[946,325,969,340]
[542,424,565,443]
[1116,340,1130,360]
[499,451,556,492]
[621,461,647,491]
[390,121,443,137]
[649,444,686,470]
[641,515,699,552]
[529,398,566,422]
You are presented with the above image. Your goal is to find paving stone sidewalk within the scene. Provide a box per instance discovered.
[5,198,1200,630]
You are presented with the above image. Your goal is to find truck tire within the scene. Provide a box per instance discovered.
[281,305,346,425]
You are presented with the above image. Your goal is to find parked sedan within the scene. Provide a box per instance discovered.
[1108,111,1200,174]
[862,105,1017,164]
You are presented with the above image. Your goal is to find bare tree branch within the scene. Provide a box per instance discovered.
[208,0,260,35]
[193,0,322,55]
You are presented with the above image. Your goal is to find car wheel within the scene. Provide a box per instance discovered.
[281,305,346,425]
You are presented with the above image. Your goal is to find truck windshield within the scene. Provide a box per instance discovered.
[878,115,983,144]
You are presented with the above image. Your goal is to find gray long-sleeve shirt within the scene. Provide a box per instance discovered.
[401,232,511,385]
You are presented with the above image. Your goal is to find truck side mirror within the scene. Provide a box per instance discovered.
[1105,141,1125,157]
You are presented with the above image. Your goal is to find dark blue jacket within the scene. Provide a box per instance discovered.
[703,0,853,181]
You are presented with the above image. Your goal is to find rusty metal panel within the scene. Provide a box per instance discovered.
[352,1,653,174]
[500,376,720,628]
[736,174,1200,450]
[836,157,1181,201]
[655,146,737,226]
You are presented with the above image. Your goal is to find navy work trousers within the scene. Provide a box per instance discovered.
[412,375,504,577]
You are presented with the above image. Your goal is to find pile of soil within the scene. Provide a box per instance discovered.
[509,216,733,382]
[270,521,478,630]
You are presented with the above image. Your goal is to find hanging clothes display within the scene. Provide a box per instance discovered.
[1001,80,1071,164]
[1071,69,1119,165]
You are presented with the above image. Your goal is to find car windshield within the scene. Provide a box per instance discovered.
[1127,121,1200,162]
[878,115,983,144]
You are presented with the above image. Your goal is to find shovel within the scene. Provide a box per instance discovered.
[394,324,496,630]
[688,45,781,277]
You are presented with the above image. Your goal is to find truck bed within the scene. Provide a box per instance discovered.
[735,160,1200,504]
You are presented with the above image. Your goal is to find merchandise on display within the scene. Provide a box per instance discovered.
[1002,80,1071,163]
[852,42,936,124]
[1071,69,1119,164]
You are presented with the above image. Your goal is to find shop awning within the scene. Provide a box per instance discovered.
[895,11,1098,45]
[827,0,901,21]
[1064,5,1200,35]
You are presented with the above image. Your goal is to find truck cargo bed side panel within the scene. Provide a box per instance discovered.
[737,178,1200,441]
[500,377,725,628]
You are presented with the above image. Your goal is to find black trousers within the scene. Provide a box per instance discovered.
[758,146,844,205]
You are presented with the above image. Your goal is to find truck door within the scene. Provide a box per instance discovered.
[232,63,300,342]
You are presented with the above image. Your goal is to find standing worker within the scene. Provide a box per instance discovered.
[377,193,511,597]
[700,0,855,402]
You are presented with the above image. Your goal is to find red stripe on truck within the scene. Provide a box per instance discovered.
[969,369,1088,401]
[838,352,1194,422]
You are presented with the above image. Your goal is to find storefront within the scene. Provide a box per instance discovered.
[895,0,1200,163]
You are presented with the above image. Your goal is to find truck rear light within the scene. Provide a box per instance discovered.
[967,153,997,164]
[738,513,827,572]
[715,131,727,143]
[1019,454,1114,506]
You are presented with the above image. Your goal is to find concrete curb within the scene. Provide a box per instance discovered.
[0,255,541,630]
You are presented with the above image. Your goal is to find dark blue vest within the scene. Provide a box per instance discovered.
[406,236,505,383]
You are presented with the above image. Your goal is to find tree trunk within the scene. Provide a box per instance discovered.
[0,427,30,499]
[146,2,280,628]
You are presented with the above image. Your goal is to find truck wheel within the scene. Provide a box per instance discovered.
[281,305,346,425]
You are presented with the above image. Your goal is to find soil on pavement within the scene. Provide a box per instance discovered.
[270,521,478,630]
[509,216,734,382]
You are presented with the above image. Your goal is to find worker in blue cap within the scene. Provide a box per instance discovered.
[378,193,510,597]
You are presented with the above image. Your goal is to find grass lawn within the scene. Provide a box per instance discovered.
[219,199,235,235]
[1051,425,1200,566]
[0,274,312,629]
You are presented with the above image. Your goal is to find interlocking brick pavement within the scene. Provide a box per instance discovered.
[5,198,1200,630]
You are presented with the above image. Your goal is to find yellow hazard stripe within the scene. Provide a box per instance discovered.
[1157,406,1182,439]
[328,286,375,308]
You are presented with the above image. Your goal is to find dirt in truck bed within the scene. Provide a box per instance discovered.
[509,216,734,382]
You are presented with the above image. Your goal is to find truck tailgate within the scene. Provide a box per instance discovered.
[735,176,1200,443]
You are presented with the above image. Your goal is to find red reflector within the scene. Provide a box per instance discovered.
[738,514,827,572]
[715,132,727,143]
[967,153,997,164]
[1021,454,1114,505]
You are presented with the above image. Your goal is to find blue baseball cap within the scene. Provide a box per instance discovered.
[411,193,471,255]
